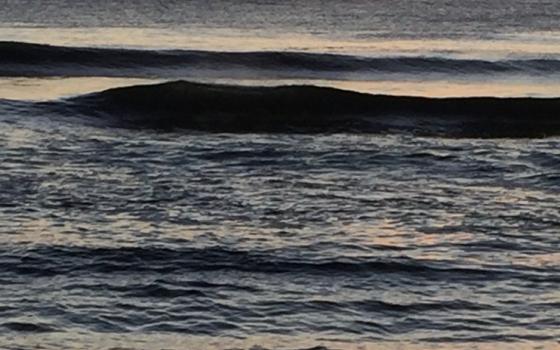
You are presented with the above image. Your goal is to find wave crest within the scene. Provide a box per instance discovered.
[59,80,560,137]
[2,41,560,78]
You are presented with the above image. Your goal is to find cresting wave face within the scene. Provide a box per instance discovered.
[38,80,559,137]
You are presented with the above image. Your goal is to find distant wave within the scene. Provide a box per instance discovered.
[46,80,560,137]
[2,41,560,78]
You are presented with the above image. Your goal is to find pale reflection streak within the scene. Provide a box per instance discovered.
[3,27,560,58]
[340,216,471,250]
[2,77,560,101]
[15,332,560,350]
[0,216,159,246]
[0,77,158,100]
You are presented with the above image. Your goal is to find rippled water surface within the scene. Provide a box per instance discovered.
[1,115,559,349]
[1,0,560,349]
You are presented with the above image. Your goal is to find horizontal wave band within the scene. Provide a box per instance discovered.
[2,41,560,78]
[48,80,560,137]
[1,245,527,279]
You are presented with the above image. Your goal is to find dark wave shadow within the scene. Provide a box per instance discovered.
[52,80,560,138]
[2,41,560,78]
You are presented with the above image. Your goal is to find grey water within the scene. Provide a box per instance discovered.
[0,1,559,349]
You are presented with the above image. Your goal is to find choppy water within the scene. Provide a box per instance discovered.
[1,1,559,349]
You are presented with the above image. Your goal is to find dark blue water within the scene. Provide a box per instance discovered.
[0,1,559,349]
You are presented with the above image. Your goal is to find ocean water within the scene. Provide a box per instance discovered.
[0,1,559,349]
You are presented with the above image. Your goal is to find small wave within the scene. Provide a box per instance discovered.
[260,299,491,316]
[1,321,56,333]
[123,283,207,299]
[0,245,523,280]
[54,80,560,137]
[2,41,560,78]
[348,299,492,313]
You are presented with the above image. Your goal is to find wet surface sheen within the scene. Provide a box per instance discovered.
[1,1,560,349]
[0,118,559,349]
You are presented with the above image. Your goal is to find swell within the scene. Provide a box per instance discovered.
[53,80,560,137]
[2,41,560,78]
[0,245,531,280]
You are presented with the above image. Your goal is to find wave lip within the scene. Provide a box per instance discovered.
[2,41,560,78]
[60,80,560,137]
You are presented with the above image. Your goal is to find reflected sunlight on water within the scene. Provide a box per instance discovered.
[3,77,560,101]
[3,27,560,58]
[1,1,559,349]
